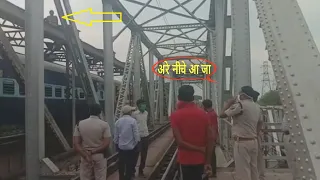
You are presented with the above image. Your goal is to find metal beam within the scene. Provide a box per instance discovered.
[142,23,204,31]
[156,42,206,48]
[0,0,125,69]
[25,0,44,179]
[108,0,163,59]
[231,0,251,94]
[103,0,115,138]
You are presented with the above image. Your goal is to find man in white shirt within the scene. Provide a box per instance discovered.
[114,105,140,180]
[132,99,149,177]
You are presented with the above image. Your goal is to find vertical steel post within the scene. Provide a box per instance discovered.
[25,0,44,179]
[133,41,141,104]
[231,0,251,94]
[202,80,206,99]
[103,0,115,137]
[148,51,155,127]
[215,0,226,112]
[72,60,76,130]
[159,76,164,123]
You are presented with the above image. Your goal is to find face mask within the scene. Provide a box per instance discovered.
[139,104,146,111]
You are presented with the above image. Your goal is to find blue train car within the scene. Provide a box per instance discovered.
[0,54,121,140]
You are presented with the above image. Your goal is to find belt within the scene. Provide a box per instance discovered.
[233,136,256,141]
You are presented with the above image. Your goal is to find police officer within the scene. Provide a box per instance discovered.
[219,86,262,180]
[252,92,265,180]
[73,104,111,180]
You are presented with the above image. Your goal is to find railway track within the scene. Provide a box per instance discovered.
[41,123,171,180]
[1,123,170,180]
[147,140,178,180]
[0,133,25,146]
[102,122,171,179]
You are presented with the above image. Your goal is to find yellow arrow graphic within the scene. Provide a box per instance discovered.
[61,8,122,27]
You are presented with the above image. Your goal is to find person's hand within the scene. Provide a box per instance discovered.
[216,138,220,145]
[223,98,236,109]
[204,164,212,176]
[226,98,236,105]
[84,151,93,163]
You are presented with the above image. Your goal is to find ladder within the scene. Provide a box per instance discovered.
[0,27,71,150]
[114,34,138,120]
[53,0,99,105]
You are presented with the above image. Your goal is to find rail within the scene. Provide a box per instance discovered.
[160,149,178,180]
[3,123,170,180]
[147,140,177,180]
[0,133,24,144]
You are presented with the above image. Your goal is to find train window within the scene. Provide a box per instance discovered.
[45,85,52,97]
[64,87,71,99]
[3,79,15,95]
[79,89,85,99]
[100,91,104,99]
[55,87,62,98]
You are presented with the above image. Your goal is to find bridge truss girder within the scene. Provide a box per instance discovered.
[0,0,125,71]
[254,0,320,178]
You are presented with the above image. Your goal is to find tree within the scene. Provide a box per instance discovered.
[258,90,282,106]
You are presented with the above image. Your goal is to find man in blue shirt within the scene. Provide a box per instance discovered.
[114,105,140,180]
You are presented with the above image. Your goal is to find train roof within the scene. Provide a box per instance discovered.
[16,54,121,85]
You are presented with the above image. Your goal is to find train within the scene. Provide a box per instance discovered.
[0,53,122,139]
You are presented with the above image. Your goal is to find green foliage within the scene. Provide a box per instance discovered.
[258,90,282,106]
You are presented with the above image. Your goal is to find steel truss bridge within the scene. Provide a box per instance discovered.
[0,0,320,179]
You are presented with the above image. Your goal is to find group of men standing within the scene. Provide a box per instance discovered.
[73,84,267,180]
[114,99,149,180]
[171,85,266,180]
[73,99,149,180]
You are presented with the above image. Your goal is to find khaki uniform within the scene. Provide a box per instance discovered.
[73,115,111,180]
[257,136,265,180]
[225,100,262,180]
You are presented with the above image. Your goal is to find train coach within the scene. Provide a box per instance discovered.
[0,54,121,138]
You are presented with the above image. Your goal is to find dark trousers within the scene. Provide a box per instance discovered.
[118,148,137,180]
[134,137,148,173]
[179,164,204,180]
[211,147,217,176]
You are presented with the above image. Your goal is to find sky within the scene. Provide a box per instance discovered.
[6,0,320,96]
